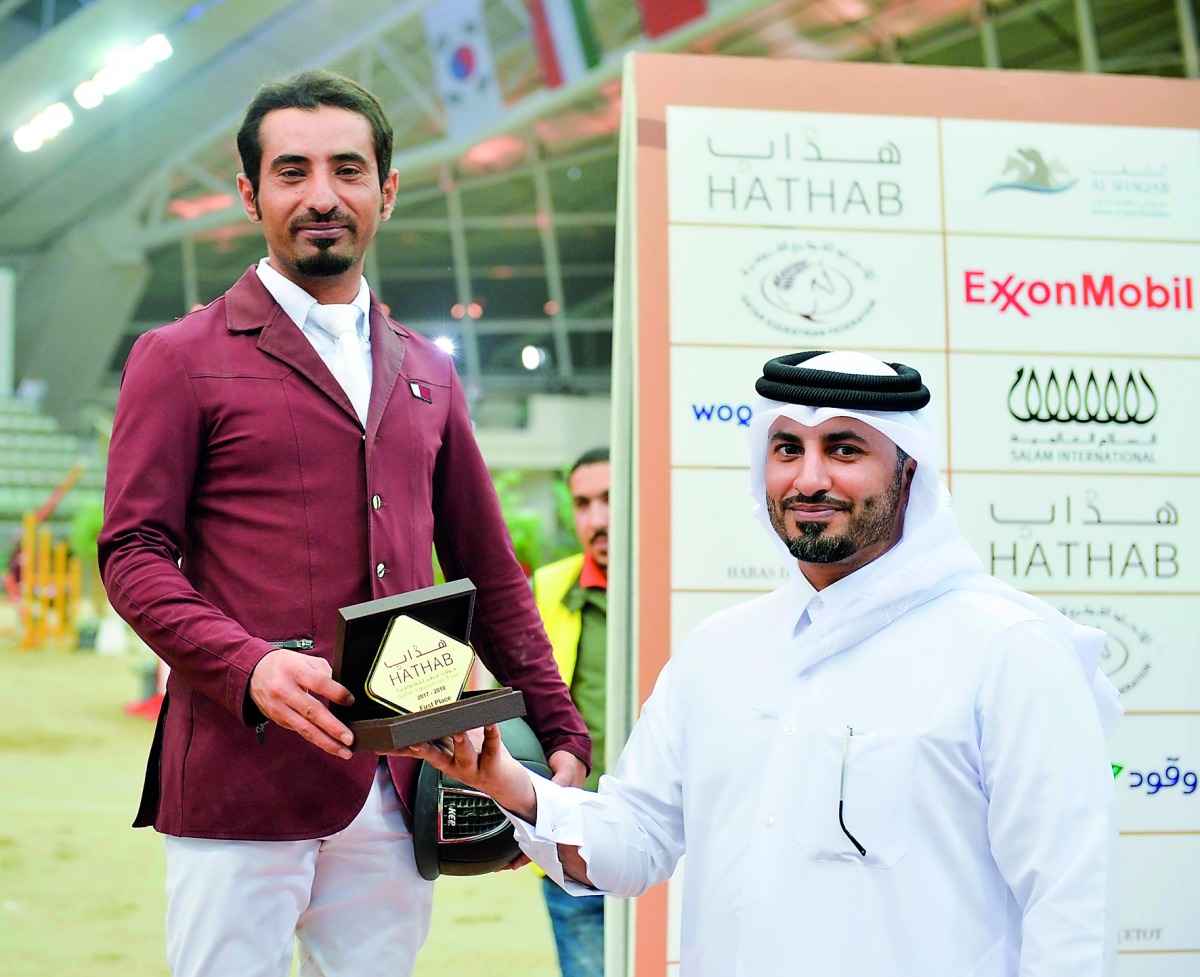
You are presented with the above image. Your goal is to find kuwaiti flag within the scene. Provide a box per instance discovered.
[423,0,504,139]
[527,0,601,89]
[636,0,707,39]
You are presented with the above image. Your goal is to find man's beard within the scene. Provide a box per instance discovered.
[295,243,354,277]
[290,210,358,277]
[766,456,906,565]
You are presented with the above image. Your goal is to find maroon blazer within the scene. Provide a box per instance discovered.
[99,267,590,840]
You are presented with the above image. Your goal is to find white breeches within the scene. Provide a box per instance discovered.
[163,762,434,977]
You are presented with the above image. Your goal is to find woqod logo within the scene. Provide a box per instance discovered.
[986,147,1077,195]
[741,243,875,337]
[1007,367,1157,424]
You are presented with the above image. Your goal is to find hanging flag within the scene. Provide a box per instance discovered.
[636,0,707,39]
[423,0,504,139]
[527,0,601,88]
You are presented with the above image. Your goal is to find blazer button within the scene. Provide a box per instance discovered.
[371,494,382,510]
[375,562,387,578]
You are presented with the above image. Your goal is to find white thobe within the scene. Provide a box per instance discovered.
[511,564,1119,977]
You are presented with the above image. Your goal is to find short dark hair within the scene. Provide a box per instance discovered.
[567,447,609,480]
[236,69,394,199]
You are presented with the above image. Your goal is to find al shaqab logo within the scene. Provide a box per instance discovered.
[1007,367,1158,424]
[986,147,1077,195]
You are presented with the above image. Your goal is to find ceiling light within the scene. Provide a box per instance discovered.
[13,102,73,151]
[74,80,104,110]
[13,126,42,153]
[14,32,174,152]
[42,102,73,130]
[94,61,135,95]
[142,34,173,64]
[521,345,547,370]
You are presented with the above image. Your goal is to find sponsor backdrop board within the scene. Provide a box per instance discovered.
[610,54,1199,975]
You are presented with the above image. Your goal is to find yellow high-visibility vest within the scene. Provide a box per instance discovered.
[532,552,586,686]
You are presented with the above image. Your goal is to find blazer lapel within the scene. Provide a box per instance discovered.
[224,266,363,424]
[366,303,407,443]
[258,310,361,421]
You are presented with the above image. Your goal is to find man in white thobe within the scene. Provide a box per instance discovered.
[409,350,1122,977]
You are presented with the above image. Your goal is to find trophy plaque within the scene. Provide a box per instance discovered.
[331,578,526,752]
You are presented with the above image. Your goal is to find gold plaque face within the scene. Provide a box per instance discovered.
[364,615,474,714]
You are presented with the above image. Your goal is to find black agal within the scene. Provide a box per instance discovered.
[755,351,930,411]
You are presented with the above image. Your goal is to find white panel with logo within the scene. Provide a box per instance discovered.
[941,118,1200,241]
[947,352,1193,474]
[1110,715,1200,834]
[669,345,773,468]
[946,236,1200,356]
[666,106,943,230]
[668,225,945,348]
[951,473,1194,593]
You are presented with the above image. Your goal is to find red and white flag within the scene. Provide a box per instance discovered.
[636,0,707,39]
[423,0,504,139]
[527,0,601,88]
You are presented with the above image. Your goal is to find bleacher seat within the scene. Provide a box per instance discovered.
[0,397,105,559]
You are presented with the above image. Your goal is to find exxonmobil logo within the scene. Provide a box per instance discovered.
[964,270,1194,317]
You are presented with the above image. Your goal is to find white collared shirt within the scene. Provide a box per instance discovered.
[255,258,373,388]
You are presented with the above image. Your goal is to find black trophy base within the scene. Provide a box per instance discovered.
[349,688,527,752]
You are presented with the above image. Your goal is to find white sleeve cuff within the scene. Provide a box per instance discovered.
[504,770,596,895]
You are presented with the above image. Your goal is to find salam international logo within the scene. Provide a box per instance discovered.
[1007,367,1157,425]
[740,243,875,337]
[986,147,1077,195]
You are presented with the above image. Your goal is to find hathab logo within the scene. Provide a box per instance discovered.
[741,243,875,337]
[986,147,1077,195]
[1007,367,1157,425]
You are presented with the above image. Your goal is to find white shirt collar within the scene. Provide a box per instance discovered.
[789,568,858,638]
[255,258,372,338]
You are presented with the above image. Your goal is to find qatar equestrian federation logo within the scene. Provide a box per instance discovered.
[1059,603,1153,697]
[1007,367,1157,424]
[741,243,875,337]
[986,147,1077,195]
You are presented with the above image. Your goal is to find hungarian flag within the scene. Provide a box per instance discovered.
[527,0,601,88]
[423,0,504,138]
[636,0,707,39]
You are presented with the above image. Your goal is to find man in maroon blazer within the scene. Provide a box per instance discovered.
[99,69,589,977]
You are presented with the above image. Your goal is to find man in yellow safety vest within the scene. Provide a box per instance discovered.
[531,447,610,977]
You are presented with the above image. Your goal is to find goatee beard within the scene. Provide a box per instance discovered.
[296,247,354,277]
[767,459,905,565]
[781,521,861,563]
